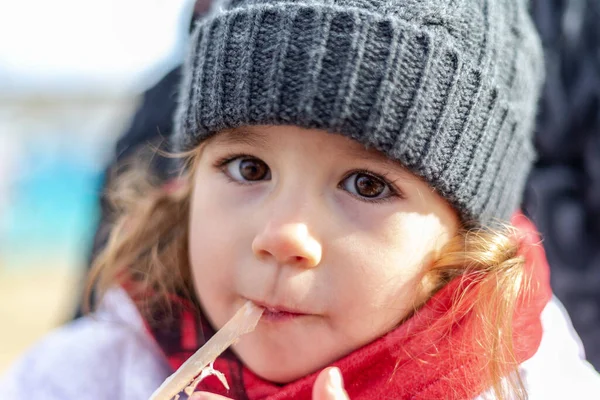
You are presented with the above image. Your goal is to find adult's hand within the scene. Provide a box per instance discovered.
[189,367,349,400]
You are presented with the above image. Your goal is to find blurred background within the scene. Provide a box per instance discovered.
[1,0,600,376]
[0,0,196,372]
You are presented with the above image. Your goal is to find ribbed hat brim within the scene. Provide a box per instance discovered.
[174,3,541,224]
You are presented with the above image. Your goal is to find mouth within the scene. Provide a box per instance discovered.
[249,300,310,322]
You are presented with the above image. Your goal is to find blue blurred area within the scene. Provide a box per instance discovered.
[0,0,195,274]
[0,98,138,273]
[1,155,103,271]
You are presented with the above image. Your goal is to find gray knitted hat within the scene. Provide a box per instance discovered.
[173,0,544,225]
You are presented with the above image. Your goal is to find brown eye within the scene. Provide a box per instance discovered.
[356,174,385,197]
[239,158,269,180]
[225,157,271,182]
[341,172,392,200]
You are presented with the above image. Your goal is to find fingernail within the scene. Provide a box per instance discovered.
[328,367,344,390]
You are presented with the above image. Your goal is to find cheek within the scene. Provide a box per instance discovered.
[327,246,421,345]
[340,248,421,312]
[189,174,251,264]
[188,183,245,324]
[335,214,448,322]
[189,194,228,276]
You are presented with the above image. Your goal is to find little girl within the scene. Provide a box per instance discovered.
[3,0,600,399]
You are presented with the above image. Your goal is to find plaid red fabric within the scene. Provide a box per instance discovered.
[145,213,552,399]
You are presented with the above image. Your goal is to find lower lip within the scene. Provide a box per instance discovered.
[261,309,305,322]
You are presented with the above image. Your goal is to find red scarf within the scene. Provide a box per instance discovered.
[146,214,552,399]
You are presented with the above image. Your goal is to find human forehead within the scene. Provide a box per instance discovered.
[205,125,417,177]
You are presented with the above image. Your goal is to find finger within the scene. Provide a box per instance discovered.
[312,367,350,400]
[189,392,233,400]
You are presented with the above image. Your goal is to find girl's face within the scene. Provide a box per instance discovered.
[189,125,459,383]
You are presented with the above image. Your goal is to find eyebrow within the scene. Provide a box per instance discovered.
[209,127,270,148]
[209,126,416,180]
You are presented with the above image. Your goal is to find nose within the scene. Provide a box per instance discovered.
[252,222,322,269]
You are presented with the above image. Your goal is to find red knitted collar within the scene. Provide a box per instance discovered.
[146,214,552,399]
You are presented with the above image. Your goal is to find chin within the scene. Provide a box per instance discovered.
[233,342,327,384]
[252,366,306,384]
[245,361,318,384]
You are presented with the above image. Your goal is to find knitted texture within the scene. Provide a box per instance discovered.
[173,0,545,224]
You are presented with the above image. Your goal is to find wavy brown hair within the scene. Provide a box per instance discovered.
[85,145,533,400]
